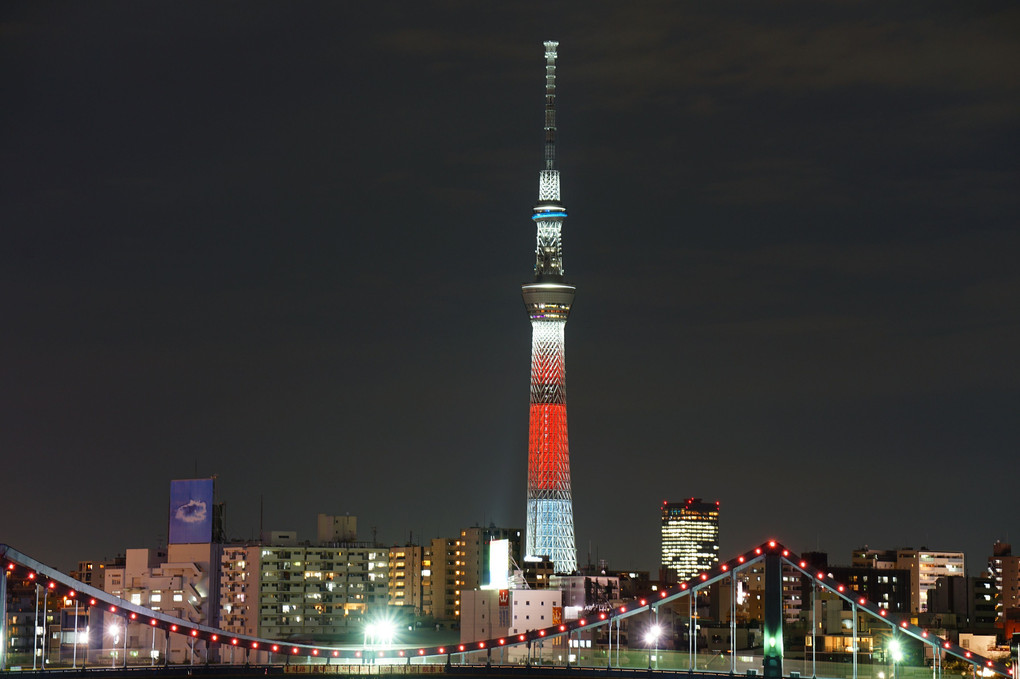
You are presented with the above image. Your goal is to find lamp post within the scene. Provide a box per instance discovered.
[646,621,663,670]
[109,624,120,669]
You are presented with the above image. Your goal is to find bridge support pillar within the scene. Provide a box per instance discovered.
[763,551,783,679]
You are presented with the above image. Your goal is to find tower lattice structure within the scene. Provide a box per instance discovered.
[522,41,577,574]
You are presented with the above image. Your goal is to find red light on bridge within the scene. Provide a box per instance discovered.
[900,621,908,628]
[130,613,137,620]
[559,625,566,632]
[438,648,445,654]
[231,638,238,645]
[398,650,405,657]
[252,642,259,649]
[987,661,994,667]
[755,548,762,555]
[858,598,867,606]
[418,649,425,655]
[191,630,198,637]
[800,561,807,568]
[599,613,607,620]
[782,550,789,557]
[580,620,587,625]
[640,599,647,606]
[171,625,178,632]
[837,585,845,592]
[355,651,362,658]
[944,642,951,649]
[768,541,776,548]
[109,605,117,613]
[620,606,627,613]
[965,652,972,659]
[89,598,97,606]
[538,630,546,637]
[519,635,526,642]
[47,581,56,589]
[700,574,708,581]
[478,642,485,649]
[312,650,318,656]
[817,572,825,580]
[68,590,76,598]
[680,583,687,590]
[499,639,506,645]
[27,572,36,580]
[879,610,888,617]
[272,645,279,652]
[6,564,14,571]
[150,619,158,626]
[738,556,745,563]
[721,565,728,572]
[291,647,299,654]
[211,635,218,642]
[332,650,338,657]
[458,645,465,652]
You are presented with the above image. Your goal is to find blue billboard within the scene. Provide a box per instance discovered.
[168,478,214,544]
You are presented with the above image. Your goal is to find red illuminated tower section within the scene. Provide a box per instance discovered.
[523,40,577,574]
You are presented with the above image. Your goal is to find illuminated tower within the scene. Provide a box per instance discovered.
[523,40,577,573]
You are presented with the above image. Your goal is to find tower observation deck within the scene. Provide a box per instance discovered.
[523,40,577,574]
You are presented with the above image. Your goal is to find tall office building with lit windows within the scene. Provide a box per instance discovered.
[523,41,578,574]
[660,498,720,582]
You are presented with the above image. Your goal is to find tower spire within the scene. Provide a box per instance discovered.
[522,40,577,574]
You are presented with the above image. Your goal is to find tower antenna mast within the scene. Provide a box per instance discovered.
[522,40,578,574]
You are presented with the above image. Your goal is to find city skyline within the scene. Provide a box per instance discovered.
[2,3,1017,576]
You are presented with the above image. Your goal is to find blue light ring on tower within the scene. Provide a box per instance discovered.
[532,211,567,220]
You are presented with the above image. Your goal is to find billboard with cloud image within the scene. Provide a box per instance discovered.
[168,478,214,544]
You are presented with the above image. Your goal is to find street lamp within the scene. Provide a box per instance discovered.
[889,638,903,679]
[108,625,121,669]
[646,623,663,669]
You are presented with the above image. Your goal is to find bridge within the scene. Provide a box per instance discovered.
[1,540,1013,678]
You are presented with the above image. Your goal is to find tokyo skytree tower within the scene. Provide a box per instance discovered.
[522,40,577,573]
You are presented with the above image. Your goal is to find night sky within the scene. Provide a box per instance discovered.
[3,2,1018,576]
